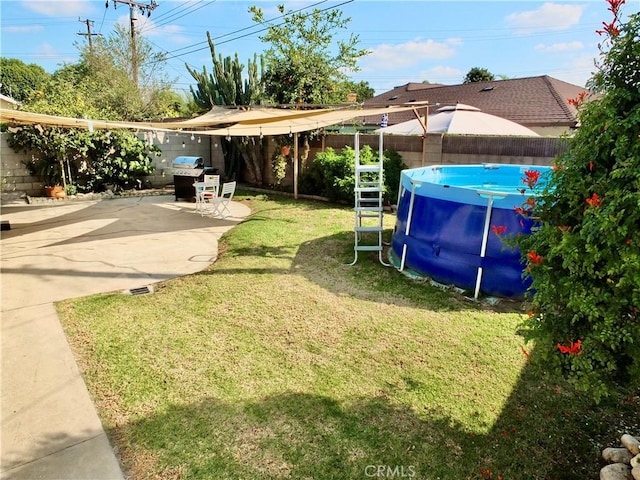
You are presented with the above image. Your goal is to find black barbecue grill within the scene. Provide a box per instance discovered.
[166,156,217,201]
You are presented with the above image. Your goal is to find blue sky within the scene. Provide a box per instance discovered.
[1,0,635,97]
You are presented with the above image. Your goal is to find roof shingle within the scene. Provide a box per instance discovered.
[362,75,591,128]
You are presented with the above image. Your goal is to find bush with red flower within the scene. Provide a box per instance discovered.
[513,0,639,402]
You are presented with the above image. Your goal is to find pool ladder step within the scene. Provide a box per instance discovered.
[355,226,383,233]
[354,245,383,252]
[349,132,389,267]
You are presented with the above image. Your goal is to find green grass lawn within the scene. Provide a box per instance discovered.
[58,192,638,480]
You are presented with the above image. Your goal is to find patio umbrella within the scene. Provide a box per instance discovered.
[377,103,540,136]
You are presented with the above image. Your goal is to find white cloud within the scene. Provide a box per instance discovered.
[361,39,458,72]
[2,25,44,34]
[24,0,94,17]
[535,41,584,52]
[506,3,584,34]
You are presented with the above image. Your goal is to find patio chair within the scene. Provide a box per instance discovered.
[206,181,236,218]
[194,176,220,215]
[204,174,219,185]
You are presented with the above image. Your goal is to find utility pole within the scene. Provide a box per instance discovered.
[77,18,101,54]
[105,0,158,88]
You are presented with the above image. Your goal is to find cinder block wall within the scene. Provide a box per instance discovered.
[138,131,220,187]
[0,134,43,199]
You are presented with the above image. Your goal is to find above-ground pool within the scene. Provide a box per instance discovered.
[391,164,552,298]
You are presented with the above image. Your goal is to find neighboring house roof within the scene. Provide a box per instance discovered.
[362,75,591,129]
[0,93,21,109]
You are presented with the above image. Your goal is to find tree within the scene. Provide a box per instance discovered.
[0,58,49,103]
[101,24,167,90]
[187,33,265,183]
[46,54,142,120]
[17,60,117,122]
[85,25,183,119]
[343,80,375,103]
[249,4,369,105]
[146,89,191,119]
[8,71,159,193]
[7,32,164,193]
[512,1,639,402]
[463,67,495,84]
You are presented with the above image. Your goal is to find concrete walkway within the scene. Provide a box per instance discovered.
[1,194,250,479]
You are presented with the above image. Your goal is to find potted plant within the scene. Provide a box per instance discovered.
[9,126,74,198]
[44,185,66,198]
[24,156,66,198]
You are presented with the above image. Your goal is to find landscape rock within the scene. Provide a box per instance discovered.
[623,435,640,456]
[604,447,635,464]
[632,455,640,469]
[600,463,632,480]
[632,466,640,480]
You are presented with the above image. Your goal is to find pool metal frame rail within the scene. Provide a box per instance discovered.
[398,178,422,273]
[349,132,390,266]
[474,189,508,299]
[398,183,509,299]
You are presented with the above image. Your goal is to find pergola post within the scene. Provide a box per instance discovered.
[421,105,429,166]
[293,132,299,199]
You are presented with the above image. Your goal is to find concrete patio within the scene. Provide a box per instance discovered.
[1,194,250,479]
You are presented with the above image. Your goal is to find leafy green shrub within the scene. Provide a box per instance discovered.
[513,3,639,402]
[8,127,158,193]
[299,144,406,203]
[9,126,93,187]
[299,146,353,202]
[79,130,158,192]
[383,148,405,204]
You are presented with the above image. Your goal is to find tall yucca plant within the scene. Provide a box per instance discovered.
[187,32,265,184]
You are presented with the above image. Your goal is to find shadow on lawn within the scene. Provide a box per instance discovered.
[293,231,525,313]
[110,358,637,480]
[204,228,517,313]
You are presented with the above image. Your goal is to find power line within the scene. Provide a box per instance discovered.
[137,0,343,93]
[105,0,159,87]
[105,0,159,16]
[143,0,351,67]
[142,0,192,23]
[139,1,216,35]
[159,0,329,56]
[97,4,108,34]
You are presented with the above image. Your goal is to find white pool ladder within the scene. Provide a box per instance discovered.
[349,132,390,266]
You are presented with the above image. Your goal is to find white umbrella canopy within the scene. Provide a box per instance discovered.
[377,103,540,136]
